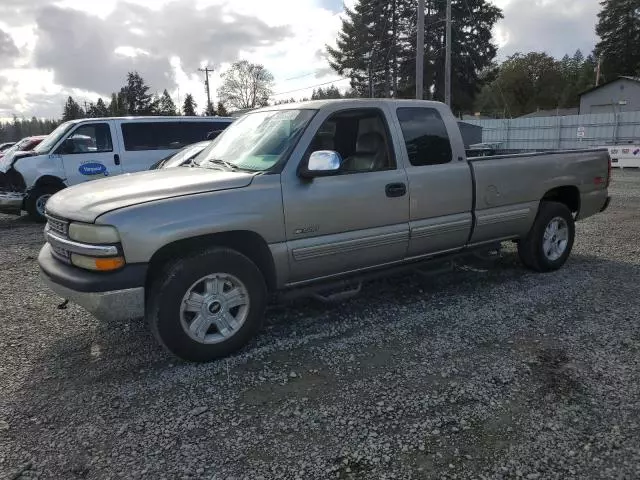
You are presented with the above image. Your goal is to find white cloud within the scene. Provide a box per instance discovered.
[0,0,600,119]
[491,0,599,59]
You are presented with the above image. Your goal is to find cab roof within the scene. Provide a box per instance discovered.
[256,98,448,112]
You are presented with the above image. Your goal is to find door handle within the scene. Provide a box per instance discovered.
[114,154,121,166]
[385,183,407,198]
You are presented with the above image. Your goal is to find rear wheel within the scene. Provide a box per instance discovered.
[518,201,575,272]
[147,247,267,362]
[25,185,60,222]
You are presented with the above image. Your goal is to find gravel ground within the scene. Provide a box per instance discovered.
[1,171,639,480]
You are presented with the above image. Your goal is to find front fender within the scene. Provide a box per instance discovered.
[14,154,66,191]
[96,175,286,264]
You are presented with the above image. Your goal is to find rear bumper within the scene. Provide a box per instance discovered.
[600,196,611,213]
[38,243,146,322]
[0,191,24,215]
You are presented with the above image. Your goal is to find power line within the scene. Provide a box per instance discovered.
[283,71,321,81]
[272,78,351,97]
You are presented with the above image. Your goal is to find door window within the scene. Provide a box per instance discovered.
[63,123,113,154]
[306,109,395,174]
[396,107,452,166]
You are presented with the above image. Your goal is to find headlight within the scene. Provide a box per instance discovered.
[68,223,120,244]
[71,253,125,271]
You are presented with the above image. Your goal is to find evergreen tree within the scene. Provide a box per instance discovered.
[119,71,155,115]
[108,92,127,116]
[216,101,229,116]
[87,98,110,117]
[0,117,59,143]
[557,50,596,108]
[311,85,343,100]
[154,89,178,115]
[182,94,197,116]
[204,102,216,116]
[62,96,84,121]
[595,0,640,81]
[327,0,502,113]
[343,88,360,98]
[11,115,23,139]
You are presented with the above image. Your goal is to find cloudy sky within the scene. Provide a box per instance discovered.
[0,0,600,119]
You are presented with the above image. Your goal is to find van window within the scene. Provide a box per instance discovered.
[396,107,452,166]
[66,123,113,154]
[121,121,231,151]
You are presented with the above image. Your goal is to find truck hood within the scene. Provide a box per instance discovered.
[46,167,256,223]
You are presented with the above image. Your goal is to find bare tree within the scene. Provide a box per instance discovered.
[219,61,274,110]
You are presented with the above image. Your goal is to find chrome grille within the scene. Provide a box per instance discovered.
[46,215,69,238]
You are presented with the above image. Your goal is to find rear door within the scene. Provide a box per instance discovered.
[58,121,123,186]
[394,107,473,258]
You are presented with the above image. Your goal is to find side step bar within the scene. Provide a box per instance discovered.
[277,243,503,304]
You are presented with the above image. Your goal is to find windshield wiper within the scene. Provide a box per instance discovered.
[200,158,240,171]
[199,158,258,173]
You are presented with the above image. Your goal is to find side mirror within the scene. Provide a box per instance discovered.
[57,138,75,155]
[299,150,342,179]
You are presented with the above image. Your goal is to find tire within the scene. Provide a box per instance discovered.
[518,201,575,272]
[147,247,267,362]
[25,185,61,222]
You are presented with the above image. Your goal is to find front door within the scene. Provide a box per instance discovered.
[57,121,122,186]
[282,108,410,284]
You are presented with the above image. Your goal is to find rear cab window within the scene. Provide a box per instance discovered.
[396,107,453,166]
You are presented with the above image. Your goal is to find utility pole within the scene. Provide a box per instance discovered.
[368,60,374,98]
[416,0,425,99]
[198,66,214,111]
[83,101,90,113]
[445,0,452,107]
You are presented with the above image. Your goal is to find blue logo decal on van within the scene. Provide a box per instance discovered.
[78,162,107,176]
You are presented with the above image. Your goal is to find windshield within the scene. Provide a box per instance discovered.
[33,121,75,155]
[196,109,316,172]
[1,138,30,157]
[163,141,210,168]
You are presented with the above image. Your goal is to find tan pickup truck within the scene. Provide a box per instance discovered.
[39,99,611,362]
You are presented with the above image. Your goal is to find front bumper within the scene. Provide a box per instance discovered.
[38,243,147,322]
[0,191,24,215]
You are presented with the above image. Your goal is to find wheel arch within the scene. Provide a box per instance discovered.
[146,230,278,293]
[31,175,67,192]
[541,185,580,215]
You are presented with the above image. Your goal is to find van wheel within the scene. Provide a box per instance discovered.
[147,247,267,362]
[518,201,575,272]
[25,185,60,222]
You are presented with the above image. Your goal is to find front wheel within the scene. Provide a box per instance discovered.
[25,185,60,222]
[518,201,575,272]
[147,247,267,362]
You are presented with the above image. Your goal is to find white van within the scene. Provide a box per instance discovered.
[0,116,233,221]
